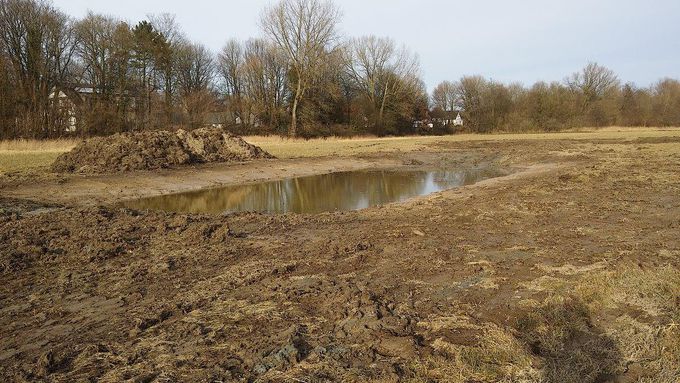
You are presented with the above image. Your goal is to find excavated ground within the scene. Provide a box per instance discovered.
[1,136,679,383]
[50,127,273,174]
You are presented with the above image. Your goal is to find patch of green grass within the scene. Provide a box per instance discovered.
[0,151,64,174]
[0,139,75,175]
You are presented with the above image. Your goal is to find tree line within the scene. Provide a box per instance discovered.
[432,64,680,133]
[1,0,679,139]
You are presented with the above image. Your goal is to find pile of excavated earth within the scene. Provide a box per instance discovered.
[51,127,273,174]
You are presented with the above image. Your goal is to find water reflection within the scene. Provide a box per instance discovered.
[123,168,503,214]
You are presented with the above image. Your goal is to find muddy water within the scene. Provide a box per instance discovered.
[122,167,504,214]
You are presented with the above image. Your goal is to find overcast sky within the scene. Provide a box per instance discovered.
[53,0,680,91]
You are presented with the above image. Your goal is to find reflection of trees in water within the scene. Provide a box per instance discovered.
[126,168,502,214]
[126,186,258,214]
[274,171,429,213]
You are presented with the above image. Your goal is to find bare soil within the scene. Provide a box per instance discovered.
[1,136,679,382]
[50,128,273,174]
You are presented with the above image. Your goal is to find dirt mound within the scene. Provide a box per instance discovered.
[51,128,273,173]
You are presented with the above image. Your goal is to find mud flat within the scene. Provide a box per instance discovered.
[1,133,679,382]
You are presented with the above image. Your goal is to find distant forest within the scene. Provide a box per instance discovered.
[1,0,679,139]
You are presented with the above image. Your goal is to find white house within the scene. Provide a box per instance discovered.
[453,113,464,127]
[48,87,94,132]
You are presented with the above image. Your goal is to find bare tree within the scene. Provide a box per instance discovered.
[217,38,291,131]
[147,13,186,47]
[176,41,215,127]
[299,45,345,130]
[345,35,420,134]
[0,0,77,137]
[176,42,213,95]
[566,62,620,109]
[242,39,288,130]
[0,48,18,138]
[74,12,135,133]
[148,13,187,112]
[431,80,458,112]
[455,76,499,132]
[218,39,247,123]
[260,0,341,136]
[75,13,118,91]
[651,78,680,126]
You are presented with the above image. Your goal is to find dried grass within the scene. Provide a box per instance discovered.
[405,323,539,383]
[0,138,78,152]
[245,127,680,159]
[0,127,677,174]
[518,261,680,381]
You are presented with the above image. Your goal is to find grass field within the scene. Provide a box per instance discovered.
[0,138,78,174]
[247,127,680,158]
[1,127,678,174]
[0,152,67,174]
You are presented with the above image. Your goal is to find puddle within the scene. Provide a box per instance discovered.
[122,167,504,214]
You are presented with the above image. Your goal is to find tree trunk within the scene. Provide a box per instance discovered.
[165,70,172,120]
[378,83,389,135]
[290,79,302,137]
[290,95,298,137]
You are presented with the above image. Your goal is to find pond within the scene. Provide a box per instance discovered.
[122,167,504,214]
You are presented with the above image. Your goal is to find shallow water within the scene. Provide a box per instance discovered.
[122,167,504,214]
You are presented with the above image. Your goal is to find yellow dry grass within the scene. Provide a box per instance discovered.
[0,127,677,174]
[244,126,680,158]
[518,261,680,381]
[0,138,79,152]
[406,322,540,382]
